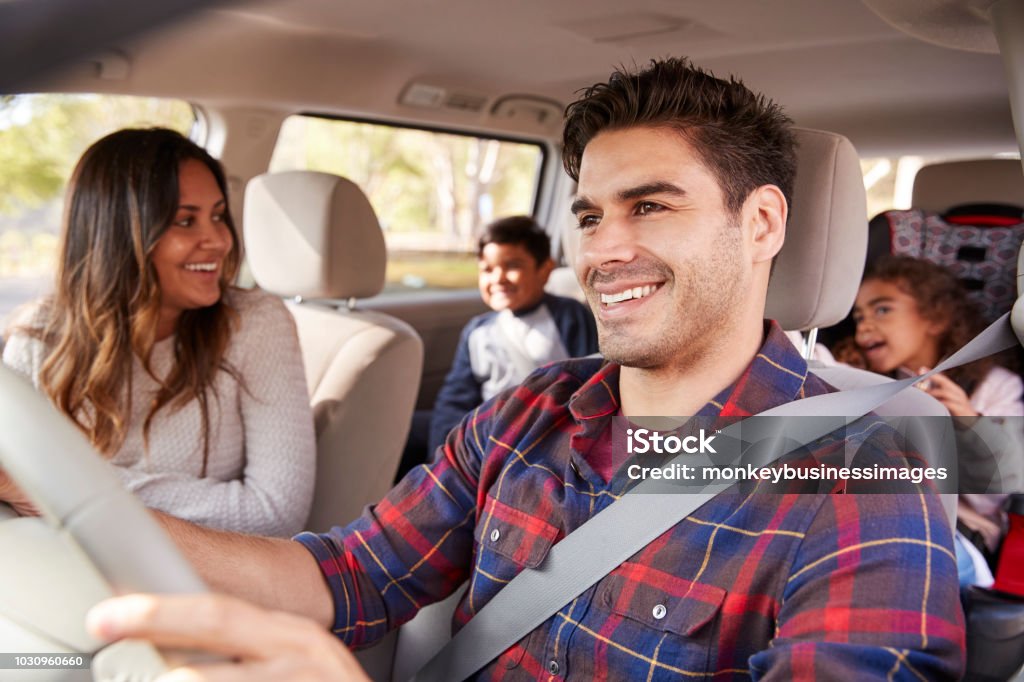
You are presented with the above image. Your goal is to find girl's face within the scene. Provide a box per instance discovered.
[151,159,234,339]
[852,278,945,375]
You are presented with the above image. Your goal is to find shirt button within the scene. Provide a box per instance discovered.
[548,659,560,675]
[652,603,667,620]
[490,528,500,542]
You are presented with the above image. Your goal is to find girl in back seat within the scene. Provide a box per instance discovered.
[849,255,1023,566]
[0,128,315,536]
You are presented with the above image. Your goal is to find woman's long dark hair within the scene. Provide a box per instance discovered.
[35,127,241,474]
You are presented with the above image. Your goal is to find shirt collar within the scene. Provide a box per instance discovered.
[568,320,808,422]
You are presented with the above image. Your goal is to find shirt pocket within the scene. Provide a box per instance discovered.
[470,495,561,671]
[592,562,726,677]
[474,495,561,570]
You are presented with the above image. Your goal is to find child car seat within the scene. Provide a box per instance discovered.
[820,158,1024,349]
[868,159,1024,324]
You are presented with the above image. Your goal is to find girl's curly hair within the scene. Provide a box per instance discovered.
[862,255,997,392]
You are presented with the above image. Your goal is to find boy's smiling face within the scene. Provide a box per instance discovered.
[478,242,554,313]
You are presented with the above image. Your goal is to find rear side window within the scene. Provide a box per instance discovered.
[859,154,1018,217]
[0,94,195,324]
[269,115,545,295]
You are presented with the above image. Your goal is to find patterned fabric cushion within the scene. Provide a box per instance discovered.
[876,208,1024,323]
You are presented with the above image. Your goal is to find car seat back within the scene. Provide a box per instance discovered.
[245,170,424,531]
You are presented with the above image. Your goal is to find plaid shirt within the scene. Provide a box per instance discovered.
[296,322,964,680]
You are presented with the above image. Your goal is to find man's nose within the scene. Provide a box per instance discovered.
[577,215,639,270]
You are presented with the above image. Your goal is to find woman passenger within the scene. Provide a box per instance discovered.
[0,128,315,536]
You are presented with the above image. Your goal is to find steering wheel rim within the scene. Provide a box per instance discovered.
[0,363,207,602]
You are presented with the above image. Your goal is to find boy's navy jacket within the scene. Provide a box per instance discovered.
[429,293,598,452]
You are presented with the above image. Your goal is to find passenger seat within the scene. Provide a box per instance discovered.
[244,171,424,531]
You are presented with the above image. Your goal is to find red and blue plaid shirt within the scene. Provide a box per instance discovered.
[296,321,964,680]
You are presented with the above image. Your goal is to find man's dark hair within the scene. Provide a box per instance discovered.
[477,215,552,265]
[562,57,797,215]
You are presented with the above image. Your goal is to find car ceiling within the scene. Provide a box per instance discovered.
[24,0,1016,156]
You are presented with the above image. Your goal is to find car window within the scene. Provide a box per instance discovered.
[269,115,545,295]
[0,94,195,324]
[861,154,1019,217]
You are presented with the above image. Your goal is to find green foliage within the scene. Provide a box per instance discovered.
[0,94,194,282]
[0,94,193,217]
[271,116,542,256]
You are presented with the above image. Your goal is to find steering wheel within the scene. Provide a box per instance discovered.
[0,364,209,681]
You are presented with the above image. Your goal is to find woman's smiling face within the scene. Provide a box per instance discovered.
[150,158,234,338]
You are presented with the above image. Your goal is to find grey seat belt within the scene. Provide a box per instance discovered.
[410,312,1019,682]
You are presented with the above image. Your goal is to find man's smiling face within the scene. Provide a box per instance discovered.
[572,125,752,371]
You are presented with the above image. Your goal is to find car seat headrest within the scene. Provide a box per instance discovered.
[765,128,868,331]
[912,159,1024,214]
[243,170,387,300]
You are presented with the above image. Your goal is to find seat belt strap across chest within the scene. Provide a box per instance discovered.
[410,312,1019,682]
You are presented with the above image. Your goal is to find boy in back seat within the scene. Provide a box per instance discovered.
[426,216,598,452]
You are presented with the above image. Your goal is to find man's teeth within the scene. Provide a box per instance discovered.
[600,285,657,305]
[185,263,217,272]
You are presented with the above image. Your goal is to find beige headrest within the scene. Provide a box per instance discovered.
[912,159,1024,214]
[244,171,386,300]
[765,128,868,331]
[560,211,581,269]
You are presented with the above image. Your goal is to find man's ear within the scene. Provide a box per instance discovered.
[745,185,787,264]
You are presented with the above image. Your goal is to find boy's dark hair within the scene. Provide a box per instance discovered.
[562,57,797,216]
[477,216,552,266]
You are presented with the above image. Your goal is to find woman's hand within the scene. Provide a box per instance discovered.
[0,468,40,516]
[915,369,979,418]
[86,593,372,682]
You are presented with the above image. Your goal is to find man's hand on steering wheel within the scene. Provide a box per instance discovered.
[87,593,371,681]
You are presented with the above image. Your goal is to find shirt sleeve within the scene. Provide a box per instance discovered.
[2,302,47,386]
[294,400,490,648]
[2,331,41,384]
[429,321,484,453]
[113,292,317,537]
[970,365,1024,417]
[748,491,965,680]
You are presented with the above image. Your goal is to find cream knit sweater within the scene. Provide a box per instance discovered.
[2,288,316,537]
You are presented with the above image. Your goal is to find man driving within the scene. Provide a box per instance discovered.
[86,57,965,681]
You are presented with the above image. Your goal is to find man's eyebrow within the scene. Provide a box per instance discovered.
[570,182,686,215]
[618,181,687,202]
[866,296,895,307]
[570,196,596,216]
